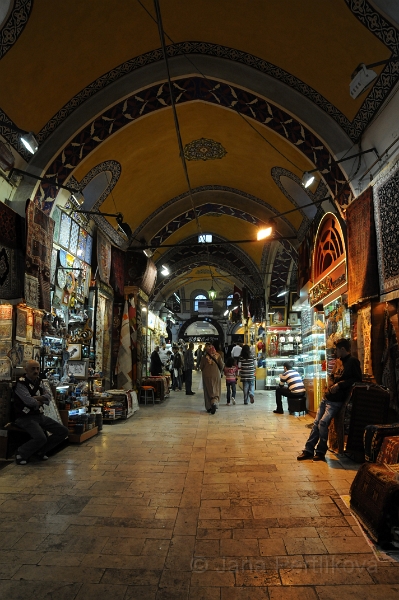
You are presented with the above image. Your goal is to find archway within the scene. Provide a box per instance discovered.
[178,317,224,345]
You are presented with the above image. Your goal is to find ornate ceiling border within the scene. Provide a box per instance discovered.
[31,76,353,215]
[61,160,127,248]
[0,0,33,59]
[132,186,297,241]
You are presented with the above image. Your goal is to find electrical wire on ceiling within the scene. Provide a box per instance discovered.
[138,0,303,174]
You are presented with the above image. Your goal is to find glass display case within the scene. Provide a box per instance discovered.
[302,308,327,415]
[265,327,303,388]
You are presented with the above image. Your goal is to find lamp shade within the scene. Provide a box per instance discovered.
[208,286,217,300]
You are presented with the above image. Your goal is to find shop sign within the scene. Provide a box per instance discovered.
[309,267,346,306]
[184,335,219,343]
[147,311,156,330]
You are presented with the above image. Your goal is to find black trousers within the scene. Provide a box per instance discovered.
[185,369,192,394]
[275,388,305,412]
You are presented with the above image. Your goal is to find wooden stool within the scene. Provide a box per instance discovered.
[140,386,156,405]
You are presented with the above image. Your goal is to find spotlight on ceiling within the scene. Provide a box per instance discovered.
[257,226,273,241]
[71,192,85,206]
[350,63,378,99]
[20,132,39,155]
[161,265,170,276]
[143,248,154,258]
[116,214,133,240]
[277,289,289,297]
[223,309,229,316]
[302,171,315,188]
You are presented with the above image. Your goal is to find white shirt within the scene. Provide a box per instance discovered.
[231,345,242,358]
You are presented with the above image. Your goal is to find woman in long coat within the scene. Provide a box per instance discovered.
[200,344,224,414]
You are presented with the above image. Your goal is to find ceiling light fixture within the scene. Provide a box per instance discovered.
[277,289,289,297]
[257,226,273,241]
[20,132,39,155]
[2,122,39,155]
[223,309,229,316]
[208,285,217,300]
[70,191,85,206]
[161,265,170,276]
[349,56,398,99]
[143,248,154,258]
[301,171,315,188]
[70,209,132,240]
[301,148,378,189]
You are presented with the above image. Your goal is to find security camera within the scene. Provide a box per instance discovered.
[350,63,378,99]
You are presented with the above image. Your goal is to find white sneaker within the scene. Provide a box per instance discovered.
[232,398,236,405]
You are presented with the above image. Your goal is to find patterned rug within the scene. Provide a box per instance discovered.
[0,201,24,303]
[97,231,111,285]
[373,160,399,301]
[110,246,125,297]
[346,187,379,306]
[25,201,55,311]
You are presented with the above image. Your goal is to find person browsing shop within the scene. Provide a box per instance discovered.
[297,338,362,462]
[274,361,305,414]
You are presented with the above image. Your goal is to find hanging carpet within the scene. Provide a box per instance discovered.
[0,201,24,303]
[25,201,54,311]
[346,187,379,306]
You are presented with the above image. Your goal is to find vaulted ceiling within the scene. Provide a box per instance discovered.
[1,0,398,309]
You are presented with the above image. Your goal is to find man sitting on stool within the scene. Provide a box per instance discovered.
[297,338,362,462]
[274,361,305,414]
[13,360,69,465]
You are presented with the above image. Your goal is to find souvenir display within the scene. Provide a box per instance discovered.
[59,212,71,248]
[0,340,12,356]
[0,305,12,320]
[59,249,68,267]
[69,220,80,256]
[50,248,58,284]
[0,358,11,380]
[15,308,27,342]
[57,269,67,289]
[52,205,61,243]
[85,234,93,265]
[77,229,87,260]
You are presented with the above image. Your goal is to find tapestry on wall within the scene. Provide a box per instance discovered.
[15,308,27,342]
[346,187,379,306]
[356,303,374,379]
[97,231,111,286]
[0,201,24,303]
[110,246,125,297]
[116,300,133,390]
[26,201,54,312]
[381,308,399,412]
[373,161,399,301]
[95,294,106,375]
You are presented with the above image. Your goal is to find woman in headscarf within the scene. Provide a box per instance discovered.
[200,343,224,414]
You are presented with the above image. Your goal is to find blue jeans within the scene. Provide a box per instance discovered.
[242,380,255,404]
[304,398,343,456]
[226,381,236,403]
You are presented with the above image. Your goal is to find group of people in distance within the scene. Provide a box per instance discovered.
[150,336,363,465]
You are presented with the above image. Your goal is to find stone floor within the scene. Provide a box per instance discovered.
[1,373,399,600]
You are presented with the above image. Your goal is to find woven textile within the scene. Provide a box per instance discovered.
[97,231,111,285]
[377,436,399,464]
[116,300,133,390]
[350,463,399,545]
[15,308,27,342]
[0,201,24,303]
[356,303,374,378]
[373,160,399,301]
[32,311,43,344]
[381,309,399,411]
[364,424,399,462]
[110,246,125,297]
[95,294,106,375]
[346,187,379,306]
[26,201,54,311]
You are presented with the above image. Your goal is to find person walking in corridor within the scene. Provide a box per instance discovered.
[224,357,238,405]
[184,342,195,395]
[238,344,256,405]
[200,343,224,414]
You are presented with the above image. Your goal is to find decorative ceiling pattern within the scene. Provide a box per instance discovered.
[0,0,33,60]
[132,185,298,241]
[33,76,353,214]
[183,137,227,161]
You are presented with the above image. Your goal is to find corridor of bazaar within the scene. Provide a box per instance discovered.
[1,1,399,598]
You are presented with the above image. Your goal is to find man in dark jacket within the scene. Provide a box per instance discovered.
[184,342,195,395]
[172,346,182,391]
[14,360,68,465]
[297,338,362,462]
[150,346,163,376]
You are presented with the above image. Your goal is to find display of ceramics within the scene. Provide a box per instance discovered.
[57,269,67,289]
[59,213,71,248]
[85,234,93,265]
[59,249,68,267]
[77,229,87,260]
[69,220,79,255]
[73,258,81,278]
[65,272,75,294]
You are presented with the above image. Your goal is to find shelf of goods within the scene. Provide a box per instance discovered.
[302,310,327,415]
[91,390,139,422]
[59,407,98,443]
[265,328,302,389]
